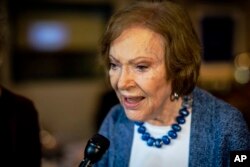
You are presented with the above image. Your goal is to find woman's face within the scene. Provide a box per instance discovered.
[109,26,173,122]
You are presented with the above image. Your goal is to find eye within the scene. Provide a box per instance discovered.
[136,65,148,72]
[109,62,118,70]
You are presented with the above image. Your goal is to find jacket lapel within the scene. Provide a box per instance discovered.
[113,113,134,167]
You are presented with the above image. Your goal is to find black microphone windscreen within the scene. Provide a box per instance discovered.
[90,134,110,151]
[84,133,110,164]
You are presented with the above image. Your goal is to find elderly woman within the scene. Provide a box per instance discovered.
[95,0,250,167]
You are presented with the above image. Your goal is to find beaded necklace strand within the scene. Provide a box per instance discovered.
[134,96,192,148]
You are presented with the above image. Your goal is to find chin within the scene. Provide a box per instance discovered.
[124,110,146,122]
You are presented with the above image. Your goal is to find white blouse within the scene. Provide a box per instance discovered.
[129,113,192,167]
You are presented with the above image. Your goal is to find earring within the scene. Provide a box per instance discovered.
[170,92,179,101]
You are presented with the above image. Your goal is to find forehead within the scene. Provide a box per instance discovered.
[110,26,165,60]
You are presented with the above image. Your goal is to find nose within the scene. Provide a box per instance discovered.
[117,67,135,90]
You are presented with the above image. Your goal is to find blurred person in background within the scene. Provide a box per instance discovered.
[0,0,41,166]
[94,0,250,167]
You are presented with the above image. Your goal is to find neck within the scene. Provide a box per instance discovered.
[147,97,183,126]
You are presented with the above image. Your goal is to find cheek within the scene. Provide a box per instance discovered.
[109,72,117,89]
[138,75,171,106]
[137,74,165,92]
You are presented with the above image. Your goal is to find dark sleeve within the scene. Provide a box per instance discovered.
[13,96,42,167]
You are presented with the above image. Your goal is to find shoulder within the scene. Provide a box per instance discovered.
[193,87,250,149]
[193,87,241,115]
[192,87,248,132]
[98,104,129,137]
[2,87,34,106]
[1,87,38,116]
[108,104,126,119]
[100,104,126,127]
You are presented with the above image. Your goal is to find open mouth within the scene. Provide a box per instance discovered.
[123,96,145,109]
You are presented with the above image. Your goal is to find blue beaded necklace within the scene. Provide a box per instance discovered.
[134,96,192,148]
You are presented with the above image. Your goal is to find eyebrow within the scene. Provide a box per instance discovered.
[109,55,118,61]
[109,55,154,64]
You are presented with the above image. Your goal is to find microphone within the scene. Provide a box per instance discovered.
[78,133,110,167]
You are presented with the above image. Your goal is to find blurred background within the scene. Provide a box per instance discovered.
[1,0,250,166]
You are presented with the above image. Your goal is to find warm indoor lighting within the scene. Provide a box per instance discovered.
[234,52,250,84]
